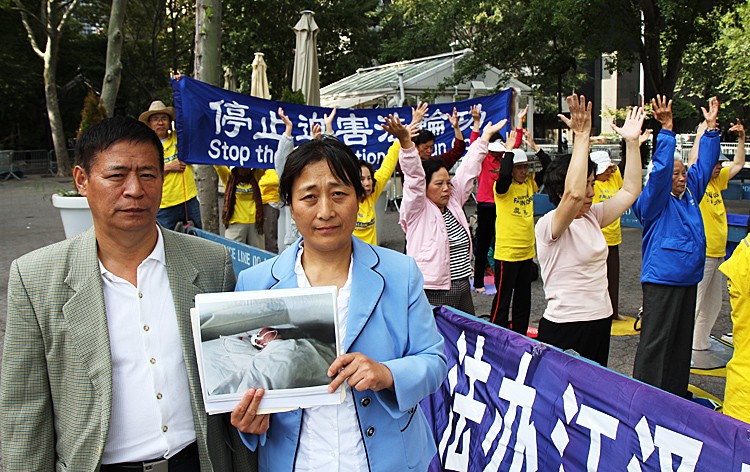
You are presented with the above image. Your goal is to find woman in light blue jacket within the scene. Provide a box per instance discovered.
[231,136,447,472]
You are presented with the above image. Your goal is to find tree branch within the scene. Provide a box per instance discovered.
[13,1,44,58]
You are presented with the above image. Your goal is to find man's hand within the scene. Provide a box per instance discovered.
[701,96,720,129]
[164,160,186,173]
[324,107,337,135]
[558,94,592,136]
[230,388,270,434]
[611,105,646,142]
[650,95,673,131]
[410,101,428,127]
[470,104,482,132]
[729,118,744,140]
[327,353,394,393]
[278,107,293,136]
[381,114,413,149]
[447,107,460,129]
[481,119,507,143]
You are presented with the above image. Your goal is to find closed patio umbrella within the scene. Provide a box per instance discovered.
[251,52,271,100]
[292,10,320,106]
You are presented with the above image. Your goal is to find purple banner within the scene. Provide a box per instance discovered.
[423,307,750,471]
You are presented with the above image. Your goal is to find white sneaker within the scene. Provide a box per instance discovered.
[721,332,734,346]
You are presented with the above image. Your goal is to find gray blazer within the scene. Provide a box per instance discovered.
[0,227,256,471]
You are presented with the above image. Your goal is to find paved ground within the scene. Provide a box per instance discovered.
[0,174,745,467]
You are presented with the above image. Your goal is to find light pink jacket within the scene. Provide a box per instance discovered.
[399,139,488,290]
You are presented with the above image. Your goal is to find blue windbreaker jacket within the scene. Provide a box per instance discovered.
[633,129,721,286]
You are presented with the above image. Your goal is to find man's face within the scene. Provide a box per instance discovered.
[672,160,687,195]
[417,140,435,159]
[73,140,163,235]
[711,162,722,180]
[147,113,171,139]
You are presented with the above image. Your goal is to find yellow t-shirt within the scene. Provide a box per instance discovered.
[719,235,750,424]
[214,166,259,224]
[354,141,400,245]
[258,169,279,204]
[700,166,730,258]
[160,133,198,208]
[592,167,623,246]
[494,176,538,261]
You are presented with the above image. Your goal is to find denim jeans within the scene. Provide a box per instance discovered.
[157,196,202,230]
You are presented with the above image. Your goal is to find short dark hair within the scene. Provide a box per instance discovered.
[360,161,377,189]
[544,154,596,206]
[75,116,164,173]
[421,158,449,189]
[279,138,366,206]
[413,129,436,146]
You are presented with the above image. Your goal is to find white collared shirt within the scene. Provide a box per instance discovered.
[99,227,196,464]
[292,243,368,472]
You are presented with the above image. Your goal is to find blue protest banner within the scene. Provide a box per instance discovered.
[172,77,512,169]
[423,307,750,471]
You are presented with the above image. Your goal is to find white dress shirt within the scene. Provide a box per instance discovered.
[292,243,368,472]
[99,227,196,464]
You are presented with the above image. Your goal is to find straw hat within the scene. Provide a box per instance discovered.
[139,100,175,124]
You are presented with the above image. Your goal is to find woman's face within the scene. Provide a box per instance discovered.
[512,164,529,184]
[289,160,358,255]
[427,168,451,210]
[360,165,373,196]
[596,165,614,181]
[576,171,596,218]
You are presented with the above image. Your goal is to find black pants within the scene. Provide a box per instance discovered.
[606,245,620,318]
[489,258,533,335]
[537,316,612,367]
[633,283,697,397]
[473,203,496,289]
[424,277,475,315]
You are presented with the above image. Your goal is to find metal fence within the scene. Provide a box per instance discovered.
[0,149,74,176]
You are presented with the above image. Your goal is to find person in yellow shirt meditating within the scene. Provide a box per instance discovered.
[690,119,745,352]
[355,141,399,245]
[139,100,202,229]
[215,165,265,248]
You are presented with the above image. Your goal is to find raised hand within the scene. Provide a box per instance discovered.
[558,94,592,135]
[504,129,517,149]
[447,107,460,129]
[517,104,529,124]
[410,101,429,127]
[701,96,720,129]
[611,105,646,142]
[382,114,413,148]
[729,118,745,139]
[639,129,652,146]
[524,128,540,153]
[324,107,337,134]
[481,119,508,142]
[650,95,673,131]
[471,104,481,124]
[312,123,322,140]
[278,107,293,135]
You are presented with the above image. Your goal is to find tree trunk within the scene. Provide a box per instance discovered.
[193,0,222,233]
[45,43,70,176]
[101,0,128,117]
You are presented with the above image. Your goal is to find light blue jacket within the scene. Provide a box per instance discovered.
[235,236,447,471]
[633,129,721,285]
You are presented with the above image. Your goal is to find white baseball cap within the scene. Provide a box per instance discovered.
[512,149,538,166]
[590,150,613,175]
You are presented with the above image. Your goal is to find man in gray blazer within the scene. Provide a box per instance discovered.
[0,117,255,471]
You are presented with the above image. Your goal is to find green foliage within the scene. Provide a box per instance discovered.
[76,90,108,140]
[279,87,305,105]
